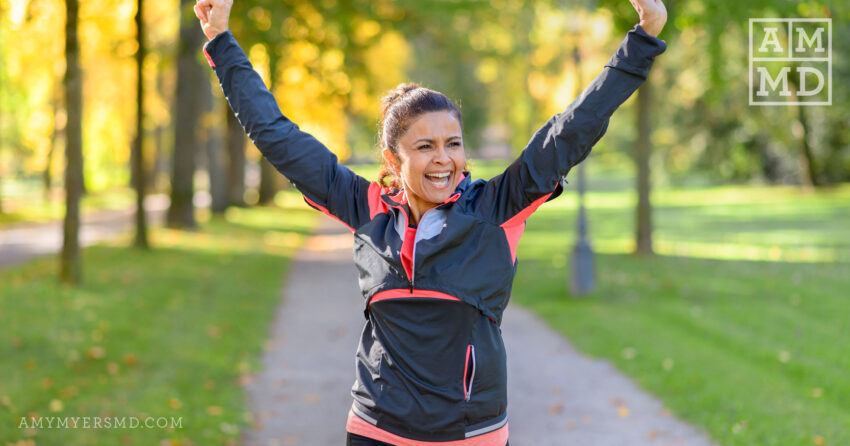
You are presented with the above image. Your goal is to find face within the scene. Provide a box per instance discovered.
[384,110,466,218]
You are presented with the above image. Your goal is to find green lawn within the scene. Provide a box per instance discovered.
[0,191,318,445]
[0,183,135,228]
[496,159,850,446]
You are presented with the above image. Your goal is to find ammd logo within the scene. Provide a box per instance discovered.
[749,18,832,106]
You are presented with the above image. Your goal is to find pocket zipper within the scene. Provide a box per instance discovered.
[463,344,476,402]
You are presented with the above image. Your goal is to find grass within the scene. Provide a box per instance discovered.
[0,190,319,445]
[477,158,850,446]
[0,183,135,228]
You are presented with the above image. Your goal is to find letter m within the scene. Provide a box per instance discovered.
[756,67,792,97]
[796,27,825,52]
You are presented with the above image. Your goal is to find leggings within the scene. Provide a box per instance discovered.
[346,432,509,446]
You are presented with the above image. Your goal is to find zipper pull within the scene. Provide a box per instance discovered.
[408,281,413,293]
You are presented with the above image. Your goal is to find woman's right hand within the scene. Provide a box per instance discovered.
[194,0,233,40]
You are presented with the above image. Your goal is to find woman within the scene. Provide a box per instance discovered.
[194,1,667,444]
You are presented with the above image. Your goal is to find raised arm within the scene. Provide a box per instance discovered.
[474,1,668,227]
[195,0,372,231]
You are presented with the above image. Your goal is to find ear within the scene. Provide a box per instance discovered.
[382,148,400,172]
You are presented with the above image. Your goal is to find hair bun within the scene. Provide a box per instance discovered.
[380,83,421,119]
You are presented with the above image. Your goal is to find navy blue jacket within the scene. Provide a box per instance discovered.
[204,24,665,442]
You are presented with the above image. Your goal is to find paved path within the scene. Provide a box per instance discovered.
[0,195,168,269]
[243,215,718,446]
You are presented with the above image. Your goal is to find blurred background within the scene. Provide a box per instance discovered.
[0,0,848,445]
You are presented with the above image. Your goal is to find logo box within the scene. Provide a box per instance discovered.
[749,18,832,106]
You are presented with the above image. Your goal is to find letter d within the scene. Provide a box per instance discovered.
[796,67,825,96]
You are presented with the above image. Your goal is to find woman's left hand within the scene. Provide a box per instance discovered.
[629,0,667,37]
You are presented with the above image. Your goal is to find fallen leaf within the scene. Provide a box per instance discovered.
[813,435,825,445]
[207,406,223,416]
[547,403,564,414]
[168,398,182,409]
[86,346,106,360]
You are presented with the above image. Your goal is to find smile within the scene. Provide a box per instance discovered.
[424,171,452,187]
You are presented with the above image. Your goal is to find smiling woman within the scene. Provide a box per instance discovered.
[377,84,469,225]
[194,0,667,444]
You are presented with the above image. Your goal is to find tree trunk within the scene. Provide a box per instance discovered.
[204,83,228,214]
[62,0,83,284]
[225,106,246,207]
[257,158,278,205]
[132,0,149,248]
[796,104,819,189]
[788,65,820,189]
[257,48,279,205]
[634,79,654,256]
[166,0,206,229]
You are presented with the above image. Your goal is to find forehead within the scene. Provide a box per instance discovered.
[401,111,462,141]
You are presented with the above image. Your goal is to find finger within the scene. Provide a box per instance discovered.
[196,0,211,22]
[193,3,207,23]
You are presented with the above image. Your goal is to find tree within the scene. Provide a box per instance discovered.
[132,0,149,248]
[203,81,228,214]
[61,0,83,283]
[225,107,246,207]
[167,0,206,229]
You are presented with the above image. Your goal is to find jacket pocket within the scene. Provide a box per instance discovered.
[463,344,476,401]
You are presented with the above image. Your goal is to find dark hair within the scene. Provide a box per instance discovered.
[377,83,463,189]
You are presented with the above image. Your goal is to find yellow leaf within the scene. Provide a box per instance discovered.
[86,346,105,360]
[49,399,63,412]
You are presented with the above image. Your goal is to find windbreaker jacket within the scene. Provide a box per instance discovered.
[204,25,666,443]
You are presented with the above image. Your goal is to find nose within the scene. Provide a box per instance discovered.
[433,144,451,165]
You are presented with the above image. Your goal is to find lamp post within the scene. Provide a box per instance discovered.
[567,12,596,296]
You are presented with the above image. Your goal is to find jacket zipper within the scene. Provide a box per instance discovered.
[464,344,476,401]
[388,191,460,292]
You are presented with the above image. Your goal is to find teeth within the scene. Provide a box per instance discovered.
[426,172,450,179]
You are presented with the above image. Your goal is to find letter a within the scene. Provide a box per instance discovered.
[759,27,784,53]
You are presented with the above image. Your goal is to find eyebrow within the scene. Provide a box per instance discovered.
[414,136,462,144]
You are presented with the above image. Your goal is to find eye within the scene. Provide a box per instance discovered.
[418,144,432,150]
[449,141,462,147]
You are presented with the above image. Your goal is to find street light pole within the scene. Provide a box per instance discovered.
[568,25,596,296]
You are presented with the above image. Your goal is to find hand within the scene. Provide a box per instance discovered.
[194,0,233,40]
[629,0,667,37]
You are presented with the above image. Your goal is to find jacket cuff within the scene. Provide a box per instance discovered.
[604,24,667,79]
[202,30,238,68]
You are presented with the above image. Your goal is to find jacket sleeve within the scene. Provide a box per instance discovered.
[203,31,372,232]
[474,25,667,227]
